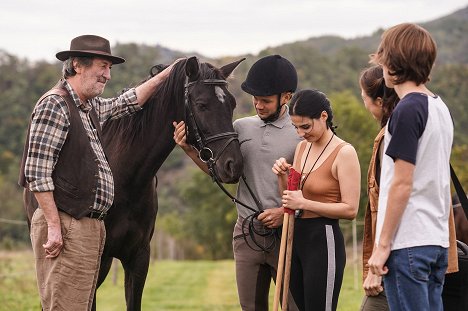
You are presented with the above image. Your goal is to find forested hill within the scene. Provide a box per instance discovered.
[232,5,468,141]
[0,6,466,256]
[275,5,468,65]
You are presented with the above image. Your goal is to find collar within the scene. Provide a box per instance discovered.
[61,79,92,112]
[259,105,291,129]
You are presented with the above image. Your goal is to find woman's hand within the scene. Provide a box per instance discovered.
[282,190,305,210]
[363,270,384,296]
[272,157,291,176]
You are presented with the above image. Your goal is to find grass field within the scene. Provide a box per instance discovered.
[0,250,364,310]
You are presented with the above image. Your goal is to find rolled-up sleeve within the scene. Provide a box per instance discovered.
[25,95,69,192]
[92,88,141,124]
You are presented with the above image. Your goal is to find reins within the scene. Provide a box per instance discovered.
[183,77,239,165]
[183,75,278,252]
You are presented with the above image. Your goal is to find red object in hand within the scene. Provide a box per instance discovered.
[287,168,301,190]
[284,168,301,214]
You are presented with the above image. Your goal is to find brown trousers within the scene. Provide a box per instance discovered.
[233,217,298,311]
[30,208,106,311]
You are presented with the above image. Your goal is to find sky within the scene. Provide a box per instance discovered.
[1,0,467,63]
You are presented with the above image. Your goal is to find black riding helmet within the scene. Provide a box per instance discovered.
[241,55,297,96]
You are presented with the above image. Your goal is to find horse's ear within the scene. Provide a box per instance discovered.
[220,58,246,78]
[185,56,200,81]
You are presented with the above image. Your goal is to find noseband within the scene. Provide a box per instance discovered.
[184,77,278,252]
[149,63,253,210]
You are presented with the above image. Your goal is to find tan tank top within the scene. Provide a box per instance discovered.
[298,142,348,204]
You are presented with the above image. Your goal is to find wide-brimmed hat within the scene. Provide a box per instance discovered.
[56,35,125,64]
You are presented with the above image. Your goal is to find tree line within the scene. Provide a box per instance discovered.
[0,11,467,257]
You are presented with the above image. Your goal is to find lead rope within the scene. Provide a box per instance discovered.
[183,73,276,252]
[239,175,278,253]
[210,168,277,252]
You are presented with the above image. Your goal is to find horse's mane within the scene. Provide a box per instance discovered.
[102,59,224,152]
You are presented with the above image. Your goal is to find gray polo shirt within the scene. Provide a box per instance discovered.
[233,106,302,218]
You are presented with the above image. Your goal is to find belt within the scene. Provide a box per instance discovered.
[87,210,107,221]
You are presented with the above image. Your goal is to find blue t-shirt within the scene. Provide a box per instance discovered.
[386,93,428,164]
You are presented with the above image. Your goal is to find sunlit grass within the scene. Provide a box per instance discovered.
[0,250,363,310]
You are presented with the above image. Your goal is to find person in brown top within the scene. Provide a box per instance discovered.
[272,89,361,311]
[359,65,459,311]
[359,65,398,311]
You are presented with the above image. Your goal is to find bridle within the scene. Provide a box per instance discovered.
[184,76,279,252]
[184,77,238,178]
[147,61,280,253]
[149,63,240,177]
[184,76,255,209]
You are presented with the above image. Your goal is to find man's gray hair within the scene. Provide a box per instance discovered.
[62,57,94,78]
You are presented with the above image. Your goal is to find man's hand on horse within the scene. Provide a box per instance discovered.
[173,121,192,152]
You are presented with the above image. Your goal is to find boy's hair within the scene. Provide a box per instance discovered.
[375,23,437,86]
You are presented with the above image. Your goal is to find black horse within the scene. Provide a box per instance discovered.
[23,56,245,311]
[94,56,245,310]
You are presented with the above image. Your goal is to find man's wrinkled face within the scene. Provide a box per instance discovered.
[77,58,112,100]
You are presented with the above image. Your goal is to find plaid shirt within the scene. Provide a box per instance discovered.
[25,79,140,213]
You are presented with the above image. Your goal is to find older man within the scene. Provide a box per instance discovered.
[19,35,176,310]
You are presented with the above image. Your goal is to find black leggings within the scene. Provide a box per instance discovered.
[290,217,346,311]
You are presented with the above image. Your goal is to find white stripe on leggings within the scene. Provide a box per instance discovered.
[325,225,335,311]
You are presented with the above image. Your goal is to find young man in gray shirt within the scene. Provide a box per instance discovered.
[174,55,301,310]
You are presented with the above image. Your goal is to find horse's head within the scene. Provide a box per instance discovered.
[183,56,244,183]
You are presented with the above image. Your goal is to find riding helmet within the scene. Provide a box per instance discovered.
[241,55,297,96]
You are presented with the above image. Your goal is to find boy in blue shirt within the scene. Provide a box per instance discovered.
[368,23,454,311]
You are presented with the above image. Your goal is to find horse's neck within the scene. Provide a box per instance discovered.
[106,82,185,186]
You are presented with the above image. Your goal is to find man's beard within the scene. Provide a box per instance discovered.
[81,75,106,100]
[261,103,283,123]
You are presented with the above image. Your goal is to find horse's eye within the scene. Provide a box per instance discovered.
[195,101,208,110]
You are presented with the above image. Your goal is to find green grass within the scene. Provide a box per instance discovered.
[0,251,41,311]
[0,250,364,310]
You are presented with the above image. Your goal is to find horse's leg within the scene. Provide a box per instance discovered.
[123,244,151,311]
[91,254,114,311]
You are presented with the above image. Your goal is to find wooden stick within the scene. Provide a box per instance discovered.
[273,213,289,311]
[282,214,295,310]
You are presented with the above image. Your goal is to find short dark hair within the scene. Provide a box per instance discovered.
[375,23,437,85]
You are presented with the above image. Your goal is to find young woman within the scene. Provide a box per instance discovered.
[359,65,398,311]
[272,89,361,311]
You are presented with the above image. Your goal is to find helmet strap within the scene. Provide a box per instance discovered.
[261,94,283,123]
